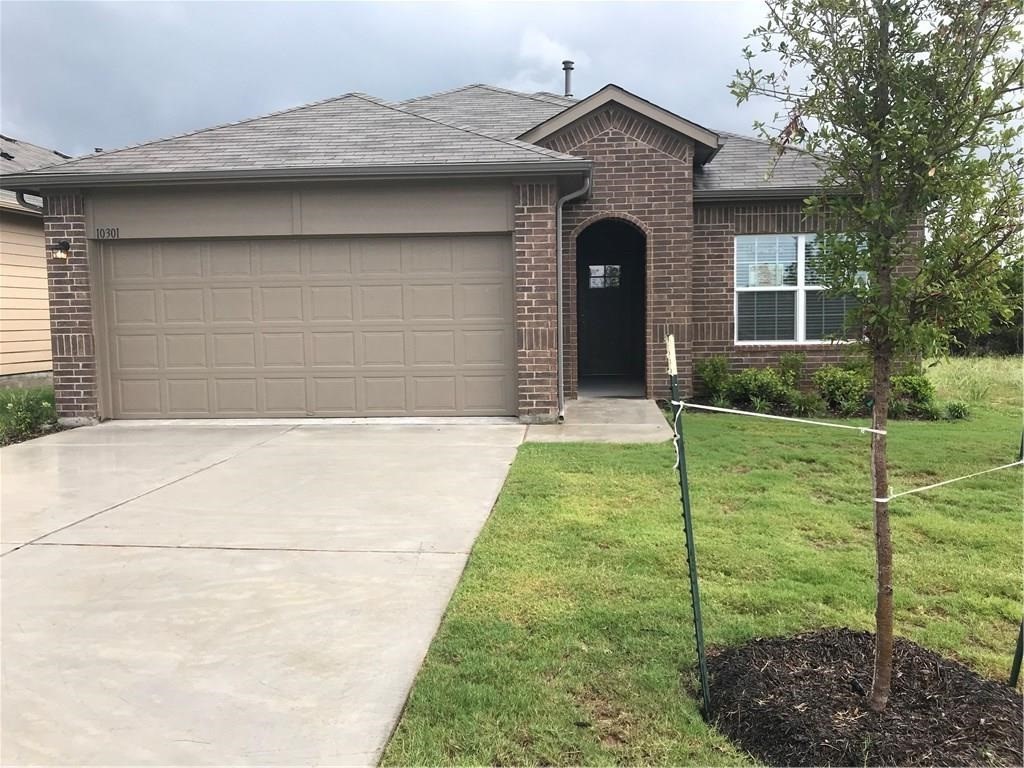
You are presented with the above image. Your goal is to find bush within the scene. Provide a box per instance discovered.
[945,400,970,420]
[892,373,938,418]
[812,366,870,416]
[778,352,805,388]
[696,356,730,400]
[0,387,56,445]
[788,390,826,417]
[725,367,792,410]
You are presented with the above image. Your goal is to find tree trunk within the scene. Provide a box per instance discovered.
[868,349,894,712]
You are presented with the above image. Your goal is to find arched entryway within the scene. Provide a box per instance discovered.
[576,218,646,397]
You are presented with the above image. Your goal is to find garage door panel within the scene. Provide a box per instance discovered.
[102,235,515,417]
[165,334,208,368]
[115,335,160,370]
[260,286,304,322]
[364,377,406,412]
[309,240,353,276]
[311,332,355,367]
[212,334,256,368]
[263,378,307,414]
[310,286,353,320]
[167,379,210,415]
[113,290,157,325]
[360,285,403,321]
[353,239,402,275]
[213,379,259,414]
[208,242,253,276]
[312,377,357,413]
[211,288,254,322]
[411,331,455,366]
[118,379,162,416]
[162,289,205,323]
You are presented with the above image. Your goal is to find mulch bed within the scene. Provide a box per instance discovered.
[707,628,1023,766]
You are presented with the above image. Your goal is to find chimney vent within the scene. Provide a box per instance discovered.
[562,60,574,98]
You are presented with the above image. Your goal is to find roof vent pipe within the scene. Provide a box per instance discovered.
[562,60,574,98]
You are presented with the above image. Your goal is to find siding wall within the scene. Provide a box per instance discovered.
[0,209,52,375]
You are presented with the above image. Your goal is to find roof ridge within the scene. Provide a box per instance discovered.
[348,93,580,162]
[475,83,576,107]
[50,91,366,172]
[397,84,484,106]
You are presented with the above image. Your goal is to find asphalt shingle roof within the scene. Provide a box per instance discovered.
[4,92,584,183]
[400,84,576,139]
[0,135,69,211]
[1,86,824,195]
[695,131,824,196]
[0,134,70,174]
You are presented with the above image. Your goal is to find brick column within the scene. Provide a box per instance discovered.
[513,182,559,423]
[43,191,99,424]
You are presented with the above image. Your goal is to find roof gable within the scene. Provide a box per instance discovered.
[3,93,587,188]
[518,85,721,164]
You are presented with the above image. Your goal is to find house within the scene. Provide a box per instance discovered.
[0,135,71,381]
[1,82,848,424]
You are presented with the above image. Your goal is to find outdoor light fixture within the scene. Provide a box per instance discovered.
[52,240,70,260]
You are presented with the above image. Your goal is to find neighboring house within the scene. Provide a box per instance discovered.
[3,83,846,424]
[0,135,71,379]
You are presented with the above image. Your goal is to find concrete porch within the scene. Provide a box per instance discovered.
[525,397,672,443]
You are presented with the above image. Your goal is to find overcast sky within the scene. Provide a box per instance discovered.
[1,1,776,157]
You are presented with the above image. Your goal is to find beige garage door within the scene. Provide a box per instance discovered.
[99,235,516,418]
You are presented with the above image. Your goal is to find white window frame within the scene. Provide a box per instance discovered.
[733,233,842,345]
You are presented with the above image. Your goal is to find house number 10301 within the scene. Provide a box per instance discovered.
[95,227,120,239]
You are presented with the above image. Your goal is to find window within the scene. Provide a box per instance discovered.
[588,264,621,289]
[735,234,859,343]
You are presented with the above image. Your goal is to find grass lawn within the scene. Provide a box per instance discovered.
[382,357,1022,766]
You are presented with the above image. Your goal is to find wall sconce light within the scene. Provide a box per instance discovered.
[52,240,70,260]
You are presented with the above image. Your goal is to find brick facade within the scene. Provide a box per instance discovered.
[42,191,99,424]
[538,104,694,400]
[512,181,559,422]
[693,200,848,390]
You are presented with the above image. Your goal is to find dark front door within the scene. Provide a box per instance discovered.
[577,220,645,380]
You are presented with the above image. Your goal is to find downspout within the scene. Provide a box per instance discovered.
[556,173,591,421]
[16,191,43,213]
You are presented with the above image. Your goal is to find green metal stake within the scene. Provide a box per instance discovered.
[1010,620,1023,688]
[666,334,711,720]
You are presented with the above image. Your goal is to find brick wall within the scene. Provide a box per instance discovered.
[693,200,849,391]
[539,104,694,400]
[43,191,99,423]
[512,181,559,422]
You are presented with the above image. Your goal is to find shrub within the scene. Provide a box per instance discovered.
[778,352,806,388]
[945,400,970,420]
[725,367,792,410]
[711,393,731,410]
[892,374,938,419]
[0,387,56,445]
[812,366,871,416]
[788,390,826,417]
[696,356,730,400]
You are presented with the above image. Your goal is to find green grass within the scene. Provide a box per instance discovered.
[927,355,1022,408]
[382,358,1023,766]
[0,386,57,445]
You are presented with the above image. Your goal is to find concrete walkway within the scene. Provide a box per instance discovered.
[526,397,673,443]
[1,421,523,766]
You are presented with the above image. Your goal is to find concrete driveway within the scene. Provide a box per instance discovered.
[1,420,524,766]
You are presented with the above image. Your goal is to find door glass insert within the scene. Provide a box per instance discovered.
[589,264,621,288]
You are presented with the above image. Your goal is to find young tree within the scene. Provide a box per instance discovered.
[731,0,1023,712]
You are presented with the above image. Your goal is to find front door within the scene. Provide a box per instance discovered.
[577,220,645,381]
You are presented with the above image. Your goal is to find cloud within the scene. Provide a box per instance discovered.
[500,29,591,95]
